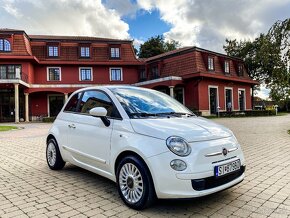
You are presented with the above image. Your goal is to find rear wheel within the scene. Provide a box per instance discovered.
[46,138,65,170]
[116,156,155,210]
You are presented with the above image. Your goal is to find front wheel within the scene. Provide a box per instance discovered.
[46,138,65,170]
[116,156,155,210]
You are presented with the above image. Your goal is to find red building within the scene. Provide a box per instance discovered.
[0,29,258,122]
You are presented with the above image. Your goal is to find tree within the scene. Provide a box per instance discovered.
[138,35,180,58]
[223,19,290,109]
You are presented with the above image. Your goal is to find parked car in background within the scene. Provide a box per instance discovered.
[46,86,246,209]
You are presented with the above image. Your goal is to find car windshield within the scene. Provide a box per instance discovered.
[109,87,194,118]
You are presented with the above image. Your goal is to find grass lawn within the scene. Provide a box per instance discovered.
[0,126,18,131]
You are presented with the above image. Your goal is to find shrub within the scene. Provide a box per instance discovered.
[42,117,56,123]
[219,110,276,117]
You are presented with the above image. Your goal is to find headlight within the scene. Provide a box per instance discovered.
[166,136,191,156]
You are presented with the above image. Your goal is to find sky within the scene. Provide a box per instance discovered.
[1,0,290,99]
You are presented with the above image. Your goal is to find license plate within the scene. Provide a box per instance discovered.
[215,159,241,177]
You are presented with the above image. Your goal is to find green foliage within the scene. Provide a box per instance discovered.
[223,19,290,109]
[138,35,180,58]
[219,110,277,117]
[42,117,56,123]
[0,126,18,131]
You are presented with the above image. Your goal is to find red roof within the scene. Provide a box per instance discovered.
[29,35,132,43]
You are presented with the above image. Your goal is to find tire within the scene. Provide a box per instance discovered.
[46,138,65,170]
[116,155,155,210]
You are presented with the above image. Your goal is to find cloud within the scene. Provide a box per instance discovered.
[0,0,130,39]
[136,0,290,52]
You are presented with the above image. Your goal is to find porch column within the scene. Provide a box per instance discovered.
[14,83,19,123]
[169,86,174,98]
[64,93,68,102]
[24,93,29,122]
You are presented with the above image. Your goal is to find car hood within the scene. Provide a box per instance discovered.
[130,116,232,142]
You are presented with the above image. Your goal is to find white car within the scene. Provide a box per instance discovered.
[46,86,245,209]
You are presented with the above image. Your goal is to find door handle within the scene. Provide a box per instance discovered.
[68,124,76,129]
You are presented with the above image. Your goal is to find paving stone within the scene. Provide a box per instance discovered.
[0,115,290,217]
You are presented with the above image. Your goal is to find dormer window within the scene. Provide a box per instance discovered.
[208,57,214,71]
[110,47,120,59]
[238,64,244,76]
[80,46,90,58]
[48,45,59,57]
[224,61,230,74]
[0,39,11,52]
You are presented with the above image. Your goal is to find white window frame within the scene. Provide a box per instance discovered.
[48,46,59,57]
[47,67,61,81]
[224,87,234,110]
[224,61,230,74]
[208,57,214,71]
[110,47,120,58]
[238,88,246,111]
[80,47,90,57]
[79,67,93,81]
[109,67,123,81]
[208,85,219,114]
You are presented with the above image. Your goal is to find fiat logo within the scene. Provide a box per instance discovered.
[222,148,228,156]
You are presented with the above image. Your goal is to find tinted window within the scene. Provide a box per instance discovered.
[79,90,120,118]
[64,92,82,112]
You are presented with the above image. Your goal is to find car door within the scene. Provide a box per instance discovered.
[64,89,119,173]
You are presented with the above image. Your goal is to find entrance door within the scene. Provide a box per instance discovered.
[0,89,15,122]
[49,95,64,117]
[225,89,233,111]
[239,90,245,111]
[209,87,218,114]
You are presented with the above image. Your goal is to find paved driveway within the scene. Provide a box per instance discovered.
[0,115,290,218]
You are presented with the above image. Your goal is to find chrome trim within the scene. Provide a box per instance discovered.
[205,147,239,157]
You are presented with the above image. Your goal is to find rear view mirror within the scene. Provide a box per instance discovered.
[89,107,107,117]
[89,107,110,127]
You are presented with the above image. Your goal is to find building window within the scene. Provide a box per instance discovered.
[79,67,92,81]
[110,68,122,81]
[238,64,244,76]
[110,47,120,59]
[48,46,59,57]
[224,61,230,74]
[208,57,214,71]
[47,67,61,81]
[0,39,11,52]
[80,47,90,57]
[139,69,146,81]
[151,66,159,79]
[0,65,21,79]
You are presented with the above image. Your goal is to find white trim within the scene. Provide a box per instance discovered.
[109,67,123,81]
[224,87,233,110]
[208,85,219,115]
[47,94,65,117]
[238,88,246,110]
[79,67,93,81]
[0,79,29,87]
[47,67,61,81]
[134,76,183,86]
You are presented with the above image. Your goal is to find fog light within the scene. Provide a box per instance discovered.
[170,159,187,171]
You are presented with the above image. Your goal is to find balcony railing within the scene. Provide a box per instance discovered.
[0,72,28,83]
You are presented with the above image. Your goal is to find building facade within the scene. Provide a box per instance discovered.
[0,29,258,122]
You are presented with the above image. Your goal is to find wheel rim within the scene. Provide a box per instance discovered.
[119,163,144,203]
[47,142,57,166]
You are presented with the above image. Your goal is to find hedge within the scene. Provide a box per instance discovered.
[218,110,276,117]
[42,117,56,122]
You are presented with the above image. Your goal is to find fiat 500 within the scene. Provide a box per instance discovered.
[46,86,245,209]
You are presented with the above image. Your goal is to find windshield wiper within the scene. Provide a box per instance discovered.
[129,112,157,118]
[157,112,195,117]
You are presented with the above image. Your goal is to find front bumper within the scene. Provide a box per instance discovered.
[147,146,245,199]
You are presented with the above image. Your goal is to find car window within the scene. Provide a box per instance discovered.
[78,90,121,118]
[64,92,82,112]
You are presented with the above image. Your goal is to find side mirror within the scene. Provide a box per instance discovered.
[89,107,110,127]
[89,107,107,117]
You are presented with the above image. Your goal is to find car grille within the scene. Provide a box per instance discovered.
[191,166,245,191]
